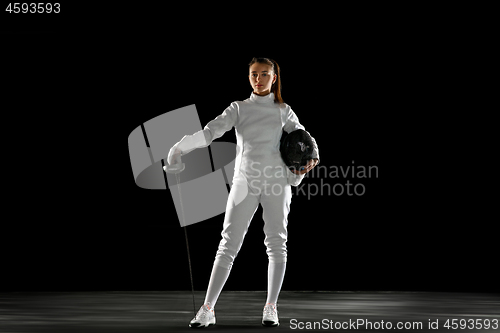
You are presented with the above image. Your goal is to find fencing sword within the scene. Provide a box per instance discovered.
[163,156,197,316]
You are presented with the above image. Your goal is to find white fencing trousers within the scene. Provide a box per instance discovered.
[213,176,292,271]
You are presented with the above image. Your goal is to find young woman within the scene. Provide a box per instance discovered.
[167,57,319,328]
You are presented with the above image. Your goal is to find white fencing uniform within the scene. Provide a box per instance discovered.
[170,92,319,307]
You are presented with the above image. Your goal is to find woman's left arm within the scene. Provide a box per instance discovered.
[283,107,320,175]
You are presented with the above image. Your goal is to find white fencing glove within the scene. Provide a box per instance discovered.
[167,143,183,166]
[167,129,210,165]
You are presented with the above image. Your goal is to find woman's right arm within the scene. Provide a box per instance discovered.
[168,102,239,165]
[203,102,239,144]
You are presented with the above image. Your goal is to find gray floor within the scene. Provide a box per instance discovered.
[1,291,499,332]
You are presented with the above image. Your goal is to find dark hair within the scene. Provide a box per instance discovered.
[248,57,284,105]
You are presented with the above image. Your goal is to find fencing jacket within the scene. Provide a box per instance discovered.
[176,92,319,186]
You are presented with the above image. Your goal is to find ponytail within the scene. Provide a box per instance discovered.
[249,57,285,105]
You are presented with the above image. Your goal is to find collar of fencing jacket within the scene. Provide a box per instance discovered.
[250,92,275,104]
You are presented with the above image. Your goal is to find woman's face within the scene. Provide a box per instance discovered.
[249,63,276,96]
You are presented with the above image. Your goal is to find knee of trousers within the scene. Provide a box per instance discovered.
[264,232,288,263]
[263,213,289,264]
[214,231,246,270]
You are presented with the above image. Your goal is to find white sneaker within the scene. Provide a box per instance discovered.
[189,303,216,328]
[262,303,279,327]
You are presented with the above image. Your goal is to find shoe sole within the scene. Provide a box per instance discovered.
[189,320,216,328]
[262,320,279,327]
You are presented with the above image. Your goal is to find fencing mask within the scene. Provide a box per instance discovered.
[280,129,315,172]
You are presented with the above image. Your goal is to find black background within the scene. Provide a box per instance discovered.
[1,4,495,292]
